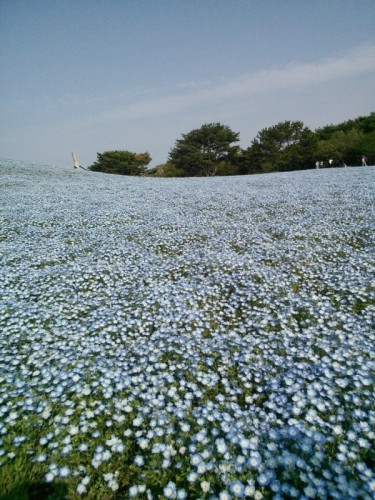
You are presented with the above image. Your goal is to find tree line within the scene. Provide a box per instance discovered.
[88,112,375,177]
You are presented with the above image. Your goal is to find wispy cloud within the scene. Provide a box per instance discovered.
[208,43,375,97]
[75,43,375,127]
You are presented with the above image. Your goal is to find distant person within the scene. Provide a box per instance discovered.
[329,159,333,167]
[361,155,368,166]
[320,161,324,168]
[315,161,320,169]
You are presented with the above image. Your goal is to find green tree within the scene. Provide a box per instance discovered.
[357,112,375,134]
[357,130,375,165]
[316,112,375,140]
[244,121,315,173]
[315,112,375,165]
[168,123,240,176]
[89,150,151,176]
[316,129,364,166]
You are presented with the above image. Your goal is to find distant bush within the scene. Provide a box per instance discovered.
[89,150,151,176]
[148,163,185,177]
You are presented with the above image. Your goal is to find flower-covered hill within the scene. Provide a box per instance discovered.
[0,160,374,499]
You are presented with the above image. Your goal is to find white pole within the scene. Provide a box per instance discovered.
[71,152,80,169]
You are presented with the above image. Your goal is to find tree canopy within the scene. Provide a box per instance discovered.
[168,123,240,176]
[88,151,151,176]
[243,121,316,173]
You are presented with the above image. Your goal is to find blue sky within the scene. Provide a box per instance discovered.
[1,0,374,169]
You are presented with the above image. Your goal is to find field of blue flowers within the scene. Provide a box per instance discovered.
[0,159,374,499]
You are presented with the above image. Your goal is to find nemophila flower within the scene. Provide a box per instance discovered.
[134,455,144,466]
[197,462,207,474]
[216,438,227,454]
[257,469,276,487]
[304,485,317,498]
[247,451,262,469]
[78,442,89,452]
[176,489,188,499]
[332,425,344,435]
[270,480,281,493]
[239,437,252,450]
[61,444,73,456]
[108,479,119,491]
[200,481,210,493]
[114,442,125,453]
[59,466,71,478]
[190,453,203,466]
[180,422,190,432]
[138,438,149,449]
[33,453,47,463]
[163,481,177,499]
[356,462,369,474]
[129,485,139,497]
[188,444,197,454]
[45,472,55,483]
[101,449,112,461]
[218,491,231,500]
[13,436,27,446]
[187,471,198,482]
[92,457,102,468]
[63,436,72,446]
[69,425,79,435]
[230,480,245,497]
[77,483,87,495]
